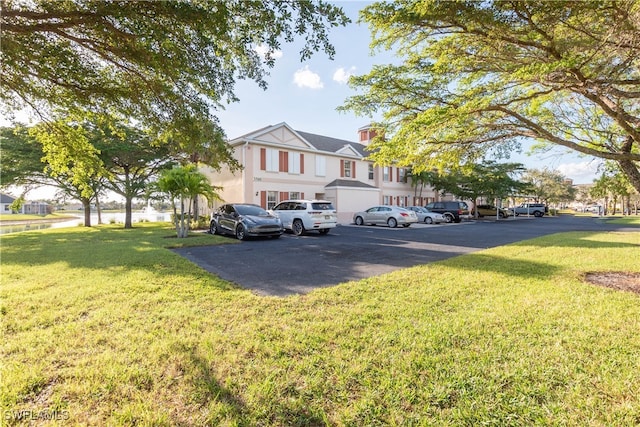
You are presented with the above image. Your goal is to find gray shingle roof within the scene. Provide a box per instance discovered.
[1,193,16,203]
[325,179,377,189]
[295,130,369,157]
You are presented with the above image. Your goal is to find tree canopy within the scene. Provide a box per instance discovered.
[1,0,349,167]
[341,0,640,192]
[423,161,528,204]
[521,168,577,205]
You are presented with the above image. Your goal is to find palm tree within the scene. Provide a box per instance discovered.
[154,165,221,238]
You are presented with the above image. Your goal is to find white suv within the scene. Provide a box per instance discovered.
[270,200,337,235]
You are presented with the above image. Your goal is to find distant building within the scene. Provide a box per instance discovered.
[1,193,15,214]
[0,193,51,215]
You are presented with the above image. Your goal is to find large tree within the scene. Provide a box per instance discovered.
[2,119,180,228]
[92,120,175,229]
[1,0,349,165]
[341,1,640,192]
[1,125,106,226]
[425,161,528,214]
[521,168,577,207]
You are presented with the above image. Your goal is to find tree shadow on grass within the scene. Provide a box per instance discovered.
[0,225,241,292]
[443,231,639,280]
[441,253,562,280]
[186,348,328,426]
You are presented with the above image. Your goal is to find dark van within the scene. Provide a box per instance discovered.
[424,201,470,223]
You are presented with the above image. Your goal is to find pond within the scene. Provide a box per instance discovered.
[0,211,173,235]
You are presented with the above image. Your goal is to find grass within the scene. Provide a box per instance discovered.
[1,222,639,425]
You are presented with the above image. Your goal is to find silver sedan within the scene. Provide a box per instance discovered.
[353,206,418,228]
[407,206,445,224]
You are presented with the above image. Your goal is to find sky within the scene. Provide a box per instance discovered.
[4,1,602,200]
[214,1,603,186]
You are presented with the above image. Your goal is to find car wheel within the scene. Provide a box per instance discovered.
[387,217,398,228]
[292,219,305,236]
[499,212,506,218]
[235,224,247,240]
[319,229,330,235]
[443,213,454,223]
[209,221,218,235]
[534,211,544,217]
[425,217,433,224]
[355,216,364,226]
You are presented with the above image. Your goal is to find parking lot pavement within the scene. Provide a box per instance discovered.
[173,215,636,297]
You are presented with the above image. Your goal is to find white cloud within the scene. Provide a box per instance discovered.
[333,66,356,84]
[293,66,324,89]
[557,160,602,184]
[254,44,283,60]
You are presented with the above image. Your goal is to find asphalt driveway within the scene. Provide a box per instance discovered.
[173,215,636,296]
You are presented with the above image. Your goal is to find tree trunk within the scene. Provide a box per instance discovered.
[124,196,133,229]
[96,196,103,224]
[177,196,189,238]
[123,168,133,229]
[193,197,199,223]
[82,198,92,227]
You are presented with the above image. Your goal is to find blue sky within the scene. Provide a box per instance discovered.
[215,1,602,185]
[5,1,601,201]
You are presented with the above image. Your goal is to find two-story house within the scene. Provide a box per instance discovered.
[201,122,440,222]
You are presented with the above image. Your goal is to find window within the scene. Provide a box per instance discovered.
[315,155,326,177]
[340,160,356,178]
[383,195,391,205]
[383,167,390,182]
[266,148,278,172]
[368,164,374,180]
[289,192,300,200]
[398,168,407,183]
[267,191,278,209]
[289,151,300,174]
[343,160,352,178]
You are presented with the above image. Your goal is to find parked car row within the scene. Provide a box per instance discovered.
[210,200,546,240]
[209,200,338,240]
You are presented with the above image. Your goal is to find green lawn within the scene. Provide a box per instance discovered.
[1,223,639,425]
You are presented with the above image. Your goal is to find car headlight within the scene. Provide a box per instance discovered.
[242,217,256,226]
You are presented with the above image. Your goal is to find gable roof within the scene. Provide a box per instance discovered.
[228,122,371,158]
[1,193,16,203]
[295,130,368,157]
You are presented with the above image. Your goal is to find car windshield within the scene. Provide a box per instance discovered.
[235,205,269,216]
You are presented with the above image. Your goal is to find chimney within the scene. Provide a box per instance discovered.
[357,124,377,146]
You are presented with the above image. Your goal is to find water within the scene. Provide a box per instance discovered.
[0,211,173,235]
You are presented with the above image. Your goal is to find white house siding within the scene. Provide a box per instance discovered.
[200,122,439,221]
